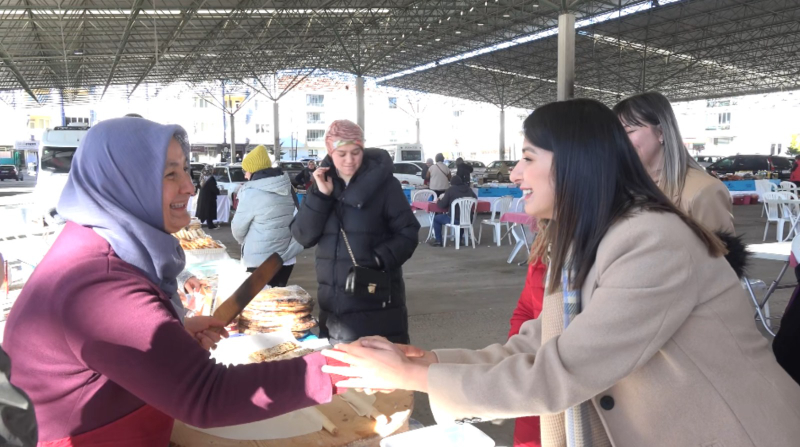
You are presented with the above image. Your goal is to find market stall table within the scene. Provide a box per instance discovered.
[188,195,231,223]
[499,212,538,264]
[411,200,491,243]
[743,241,795,337]
[170,390,414,447]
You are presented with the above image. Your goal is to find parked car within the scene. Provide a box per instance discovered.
[212,164,247,201]
[482,160,518,183]
[447,160,487,179]
[279,161,306,184]
[694,155,723,168]
[706,155,793,180]
[0,165,23,181]
[393,161,426,186]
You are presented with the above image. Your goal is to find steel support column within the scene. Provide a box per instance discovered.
[500,107,506,161]
[273,100,281,161]
[557,13,576,101]
[355,76,365,130]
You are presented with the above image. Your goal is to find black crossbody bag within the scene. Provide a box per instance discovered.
[336,205,392,307]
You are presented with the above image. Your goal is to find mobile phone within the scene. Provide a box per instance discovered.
[319,159,332,180]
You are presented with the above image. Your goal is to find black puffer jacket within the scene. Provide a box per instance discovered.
[291,149,420,344]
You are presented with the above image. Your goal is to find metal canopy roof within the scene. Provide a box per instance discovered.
[0,0,798,106]
[383,0,800,107]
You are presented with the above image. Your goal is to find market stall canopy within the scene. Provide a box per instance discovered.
[0,0,798,105]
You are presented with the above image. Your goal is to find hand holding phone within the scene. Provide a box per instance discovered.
[314,160,334,196]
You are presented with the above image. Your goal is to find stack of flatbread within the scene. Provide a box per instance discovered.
[238,286,317,338]
[172,227,224,251]
[248,341,314,363]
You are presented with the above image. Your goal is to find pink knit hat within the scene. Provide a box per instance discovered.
[324,120,364,155]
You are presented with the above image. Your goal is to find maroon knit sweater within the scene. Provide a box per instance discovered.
[3,222,332,442]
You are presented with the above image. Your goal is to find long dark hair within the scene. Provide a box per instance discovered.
[528,99,726,293]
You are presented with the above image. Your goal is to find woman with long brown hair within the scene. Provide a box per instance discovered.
[321,99,800,447]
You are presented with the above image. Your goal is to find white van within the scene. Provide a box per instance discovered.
[34,123,90,218]
[380,143,424,163]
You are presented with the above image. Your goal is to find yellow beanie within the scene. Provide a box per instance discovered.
[242,145,272,173]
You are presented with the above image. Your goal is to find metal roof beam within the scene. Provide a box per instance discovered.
[101,0,145,97]
[128,1,202,97]
[0,40,38,103]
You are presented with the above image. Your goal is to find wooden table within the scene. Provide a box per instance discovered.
[170,390,414,447]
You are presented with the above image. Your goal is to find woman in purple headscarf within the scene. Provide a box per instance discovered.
[2,117,338,446]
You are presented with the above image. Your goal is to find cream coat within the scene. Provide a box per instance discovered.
[677,167,734,234]
[428,210,800,447]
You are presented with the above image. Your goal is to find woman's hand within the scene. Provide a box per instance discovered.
[321,338,434,393]
[184,316,229,351]
[183,276,202,294]
[313,167,334,196]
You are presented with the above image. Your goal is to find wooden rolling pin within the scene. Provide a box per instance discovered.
[339,392,388,426]
[307,407,339,436]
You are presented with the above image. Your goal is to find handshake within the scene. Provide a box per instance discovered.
[321,336,439,395]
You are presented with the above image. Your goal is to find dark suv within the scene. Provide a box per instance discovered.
[706,155,793,180]
[0,165,23,181]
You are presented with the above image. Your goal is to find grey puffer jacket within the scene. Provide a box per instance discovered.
[231,168,304,267]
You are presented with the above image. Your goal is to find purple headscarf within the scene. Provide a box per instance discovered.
[57,117,190,305]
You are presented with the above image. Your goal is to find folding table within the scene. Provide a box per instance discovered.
[744,241,795,337]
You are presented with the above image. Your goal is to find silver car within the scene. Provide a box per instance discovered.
[482,160,518,183]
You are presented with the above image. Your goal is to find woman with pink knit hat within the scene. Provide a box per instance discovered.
[291,120,420,345]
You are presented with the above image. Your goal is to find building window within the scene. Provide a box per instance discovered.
[453,110,462,117]
[194,97,210,108]
[714,137,733,145]
[28,117,51,129]
[64,117,88,124]
[307,94,324,107]
[307,112,324,124]
[307,129,325,142]
[389,130,398,143]
[388,97,397,109]
[718,112,731,130]
[255,124,269,134]
[308,149,319,157]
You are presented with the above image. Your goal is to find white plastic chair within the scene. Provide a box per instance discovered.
[443,197,478,250]
[763,192,789,241]
[412,189,436,203]
[780,192,800,241]
[478,196,514,246]
[412,189,437,243]
[780,181,798,195]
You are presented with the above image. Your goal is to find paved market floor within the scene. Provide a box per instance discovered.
[209,203,793,447]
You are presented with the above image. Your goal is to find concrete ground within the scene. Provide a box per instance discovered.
[205,203,793,447]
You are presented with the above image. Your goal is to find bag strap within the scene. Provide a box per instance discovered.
[339,228,359,267]
[333,201,359,268]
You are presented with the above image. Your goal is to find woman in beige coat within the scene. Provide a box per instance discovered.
[614,92,734,234]
[322,99,800,447]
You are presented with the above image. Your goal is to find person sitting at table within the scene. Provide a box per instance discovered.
[196,165,219,230]
[429,175,476,247]
[294,160,317,190]
[427,153,451,195]
[2,117,342,446]
[321,99,800,447]
[233,144,303,287]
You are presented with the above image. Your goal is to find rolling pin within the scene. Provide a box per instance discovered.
[307,407,339,435]
[339,391,388,425]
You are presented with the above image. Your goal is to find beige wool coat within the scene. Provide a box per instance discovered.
[676,167,734,234]
[428,210,800,447]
